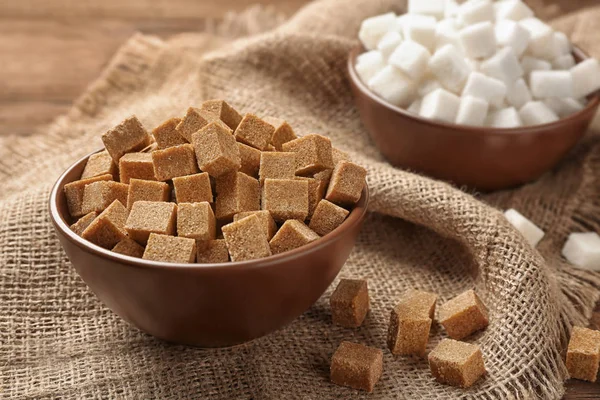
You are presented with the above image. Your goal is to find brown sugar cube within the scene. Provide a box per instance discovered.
[215,172,260,221]
[192,121,241,177]
[176,107,231,143]
[172,172,212,204]
[81,181,129,215]
[330,278,369,328]
[309,199,349,236]
[330,341,383,393]
[177,202,216,240]
[81,151,117,180]
[269,220,319,255]
[296,177,327,219]
[102,115,151,162]
[234,113,276,151]
[263,116,297,151]
[282,134,334,175]
[387,290,438,356]
[262,179,309,222]
[439,289,489,340]
[125,201,177,244]
[200,100,243,131]
[325,161,367,206]
[221,214,272,261]
[143,233,196,263]
[196,239,230,263]
[69,212,98,236]
[152,117,186,149]
[314,168,333,188]
[234,210,277,240]
[238,143,261,178]
[64,174,113,218]
[127,179,170,209]
[258,152,296,185]
[81,200,129,249]
[332,147,350,165]
[119,152,157,184]
[112,237,145,258]
[428,339,486,388]
[151,144,199,181]
[566,326,600,382]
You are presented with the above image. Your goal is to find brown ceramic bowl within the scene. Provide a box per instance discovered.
[348,46,600,191]
[49,150,368,347]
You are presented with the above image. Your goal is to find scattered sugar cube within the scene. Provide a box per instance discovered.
[234,210,277,240]
[82,200,129,249]
[462,72,507,107]
[520,18,555,60]
[192,121,241,177]
[176,107,229,143]
[237,143,261,178]
[419,88,461,123]
[308,199,349,236]
[530,70,574,99]
[435,18,461,50]
[486,107,522,128]
[200,99,243,131]
[127,179,170,209]
[407,98,422,114]
[521,56,552,77]
[330,341,383,393]
[355,50,386,83]
[495,0,534,21]
[562,232,600,271]
[552,54,576,70]
[428,339,486,388]
[81,151,117,180]
[151,144,199,181]
[543,98,584,118]
[177,202,216,241]
[64,174,113,218]
[263,117,297,151]
[262,178,309,222]
[387,290,437,356]
[377,31,403,60]
[494,20,531,57]
[566,326,600,382]
[519,101,559,125]
[222,214,272,261]
[456,95,489,126]
[368,65,417,108]
[402,14,437,51]
[282,134,333,175]
[125,201,177,244]
[235,113,276,151]
[458,0,494,26]
[554,32,571,56]
[504,208,545,246]
[325,161,367,206]
[112,237,145,258]
[102,116,151,162]
[70,212,98,236]
[439,289,489,340]
[358,12,397,50]
[428,44,472,93]
[330,279,369,328]
[143,233,196,264]
[480,47,524,85]
[269,219,319,255]
[152,117,186,149]
[81,181,129,215]
[408,0,445,20]
[459,21,497,59]
[196,239,229,263]
[571,59,600,99]
[215,172,260,221]
[506,78,533,109]
[418,79,443,97]
[259,151,296,185]
[119,152,156,184]
[389,40,431,81]
[172,172,212,204]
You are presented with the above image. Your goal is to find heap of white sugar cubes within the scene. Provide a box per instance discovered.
[356,0,600,128]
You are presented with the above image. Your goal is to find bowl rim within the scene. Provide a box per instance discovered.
[49,148,370,272]
[348,45,600,135]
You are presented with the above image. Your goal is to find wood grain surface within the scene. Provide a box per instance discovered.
[1,0,598,397]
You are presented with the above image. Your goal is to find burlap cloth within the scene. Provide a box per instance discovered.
[3,0,600,398]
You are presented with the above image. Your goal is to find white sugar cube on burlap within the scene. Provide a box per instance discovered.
[358,12,397,50]
[435,19,461,50]
[521,56,551,77]
[369,66,417,107]
[458,0,494,26]
[377,31,403,60]
[419,79,443,97]
[389,40,431,81]
[407,98,422,114]
[455,95,489,126]
[506,78,532,109]
[519,101,559,125]
[543,98,584,118]
[459,21,497,59]
[552,54,576,70]
[530,70,574,99]
[495,0,534,21]
[408,0,445,20]
[486,107,523,128]
[571,58,600,99]
[402,15,437,51]
[355,51,386,84]
[520,18,555,60]
[553,32,571,56]
[562,232,600,271]
[428,44,472,93]
[419,88,461,123]
[480,47,523,85]
[494,20,531,57]
[462,72,507,107]
[504,209,545,247]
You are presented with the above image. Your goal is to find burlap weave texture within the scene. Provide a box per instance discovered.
[2,0,600,398]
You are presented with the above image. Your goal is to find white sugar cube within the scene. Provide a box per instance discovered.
[553,32,571,56]
[435,18,461,50]
[428,44,472,93]
[419,79,443,97]
[369,66,417,107]
[521,56,552,77]
[359,12,397,50]
[495,0,534,21]
[402,15,437,51]
[377,31,403,60]
[458,0,494,26]
[419,88,461,123]
[543,98,585,118]
[459,21,497,59]
[480,47,524,85]
[486,107,523,128]
[504,209,545,247]
[495,20,531,57]
[552,54,576,70]
[562,232,600,271]
[408,0,446,20]
[506,78,532,109]
[407,98,422,114]
[519,101,559,125]
[389,41,432,81]
[462,71,507,107]
[520,18,555,60]
[465,59,480,72]
[355,51,386,84]
[455,95,489,126]
[445,0,461,19]
[530,70,574,99]
[571,58,600,99]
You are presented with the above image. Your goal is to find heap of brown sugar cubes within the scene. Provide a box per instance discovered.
[64,100,367,264]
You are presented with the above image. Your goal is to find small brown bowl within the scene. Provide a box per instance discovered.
[49,150,368,347]
[348,46,600,191]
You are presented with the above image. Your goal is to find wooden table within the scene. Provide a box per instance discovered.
[1,0,598,397]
